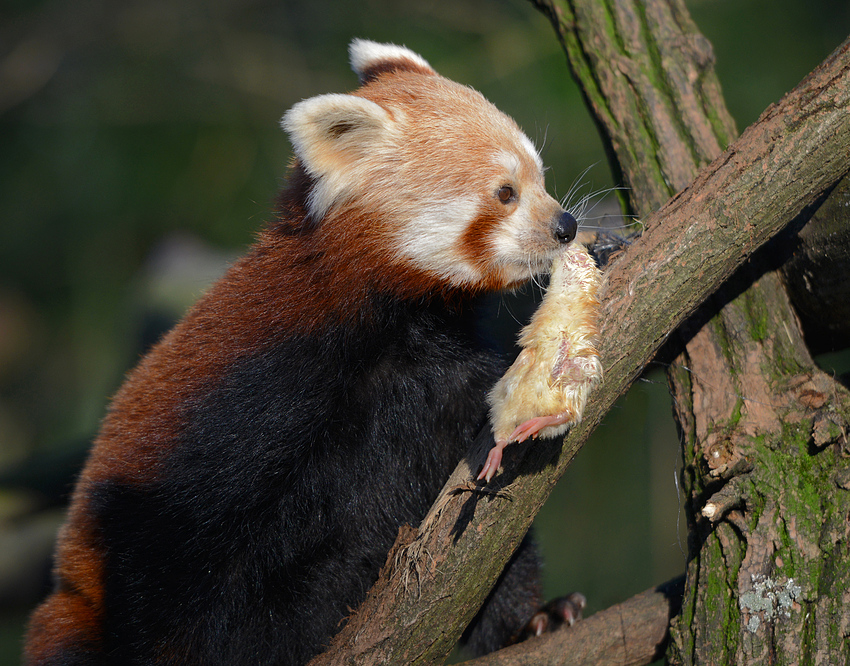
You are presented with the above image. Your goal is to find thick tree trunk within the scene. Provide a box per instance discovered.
[309,16,850,662]
[667,258,850,665]
[531,0,850,663]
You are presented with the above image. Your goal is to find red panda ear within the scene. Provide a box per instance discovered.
[349,39,436,84]
[281,93,396,218]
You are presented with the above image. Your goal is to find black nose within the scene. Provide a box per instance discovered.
[555,210,578,244]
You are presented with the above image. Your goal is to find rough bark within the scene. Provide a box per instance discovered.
[529,0,737,214]
[667,259,850,666]
[308,27,850,665]
[460,577,684,666]
[530,0,850,664]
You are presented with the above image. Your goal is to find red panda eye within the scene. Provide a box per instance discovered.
[497,186,515,203]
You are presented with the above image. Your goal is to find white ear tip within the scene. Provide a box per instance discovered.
[349,39,433,80]
[280,95,335,132]
[278,93,395,220]
[280,94,389,137]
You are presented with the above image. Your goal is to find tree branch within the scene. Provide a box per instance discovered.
[529,0,738,213]
[309,36,850,666]
[532,1,850,661]
[458,577,684,666]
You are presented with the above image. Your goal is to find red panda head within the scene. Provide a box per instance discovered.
[281,39,577,295]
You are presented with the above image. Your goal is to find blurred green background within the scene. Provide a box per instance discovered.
[1,0,847,662]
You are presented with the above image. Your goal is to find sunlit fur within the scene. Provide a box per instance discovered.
[283,39,567,295]
[24,40,577,665]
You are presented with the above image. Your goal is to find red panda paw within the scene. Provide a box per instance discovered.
[514,592,587,643]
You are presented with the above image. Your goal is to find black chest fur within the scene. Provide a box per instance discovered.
[92,296,502,664]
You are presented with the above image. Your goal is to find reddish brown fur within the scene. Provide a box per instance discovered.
[26,202,492,664]
[28,153,485,659]
[460,209,508,288]
[356,58,434,84]
[26,41,574,664]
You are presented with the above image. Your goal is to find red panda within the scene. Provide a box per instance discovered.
[25,39,588,665]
